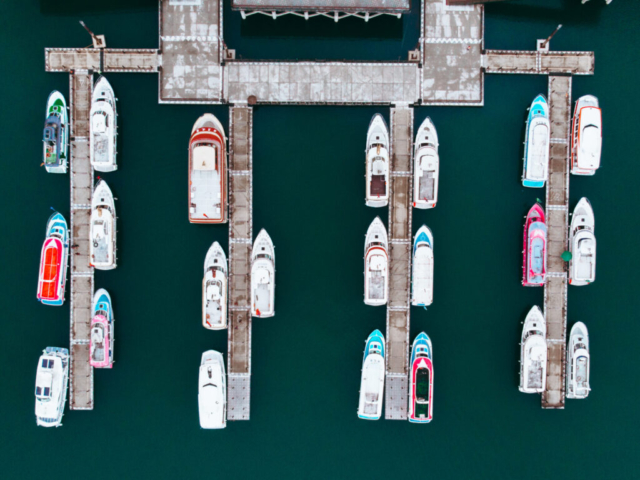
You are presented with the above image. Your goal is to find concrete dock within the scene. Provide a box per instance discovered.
[542,75,572,409]
[227,106,254,420]
[385,106,414,420]
[68,72,95,410]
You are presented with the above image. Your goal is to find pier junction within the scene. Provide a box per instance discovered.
[47,0,593,416]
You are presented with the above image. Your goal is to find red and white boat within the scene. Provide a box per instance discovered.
[571,95,602,176]
[364,217,388,306]
[522,203,547,287]
[408,332,433,424]
[189,114,227,224]
[37,212,69,306]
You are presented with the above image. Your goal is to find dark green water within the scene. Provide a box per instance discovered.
[2,1,639,478]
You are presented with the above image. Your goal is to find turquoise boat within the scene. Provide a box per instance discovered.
[522,94,549,188]
[357,329,385,420]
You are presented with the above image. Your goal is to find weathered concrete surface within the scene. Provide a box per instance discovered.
[485,50,594,75]
[46,48,157,73]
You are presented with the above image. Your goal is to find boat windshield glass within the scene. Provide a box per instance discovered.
[416,368,430,403]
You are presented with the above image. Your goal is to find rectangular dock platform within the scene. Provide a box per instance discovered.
[385,106,414,420]
[227,106,254,420]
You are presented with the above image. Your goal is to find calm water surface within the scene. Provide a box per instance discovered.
[1,0,639,478]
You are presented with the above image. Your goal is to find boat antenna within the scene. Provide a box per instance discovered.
[540,24,562,50]
[79,20,106,49]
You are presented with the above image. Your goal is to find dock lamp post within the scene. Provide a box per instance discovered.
[537,24,562,52]
[80,20,106,49]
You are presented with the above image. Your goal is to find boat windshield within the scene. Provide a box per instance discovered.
[416,368,430,404]
[35,386,52,399]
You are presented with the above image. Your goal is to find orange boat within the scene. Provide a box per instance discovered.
[37,212,69,306]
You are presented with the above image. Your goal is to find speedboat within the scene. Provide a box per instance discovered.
[413,117,439,209]
[251,229,275,318]
[90,76,117,172]
[357,329,385,420]
[519,306,547,394]
[571,95,601,176]
[522,94,550,188]
[566,322,590,399]
[189,113,227,224]
[35,347,69,427]
[408,332,433,424]
[569,198,596,286]
[411,225,434,307]
[37,212,69,306]
[365,114,390,207]
[203,241,228,330]
[90,180,117,270]
[43,91,68,174]
[364,217,388,306]
[90,289,114,368]
[198,350,226,429]
[523,203,547,287]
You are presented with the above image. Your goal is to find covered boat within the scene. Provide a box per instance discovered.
[203,241,228,330]
[90,76,118,172]
[411,225,434,307]
[251,229,275,318]
[523,203,547,287]
[90,179,117,270]
[37,212,69,306]
[90,289,114,368]
[43,90,68,174]
[571,95,602,176]
[357,330,385,420]
[189,113,227,224]
[522,94,550,188]
[566,322,590,399]
[198,350,226,429]
[364,217,388,306]
[409,332,433,423]
[413,117,439,209]
[35,347,69,427]
[365,114,390,207]
[569,198,596,286]
[519,306,547,394]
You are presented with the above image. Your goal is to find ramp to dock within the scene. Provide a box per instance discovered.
[484,50,594,75]
[542,75,572,409]
[227,106,254,420]
[46,48,158,73]
[69,72,94,410]
[385,106,414,420]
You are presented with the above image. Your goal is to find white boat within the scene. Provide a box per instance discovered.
[90,76,117,172]
[43,90,69,174]
[90,179,117,270]
[35,347,69,427]
[198,350,226,429]
[364,216,388,306]
[566,322,591,400]
[357,330,385,420]
[571,95,602,176]
[413,117,439,209]
[365,114,390,208]
[519,306,547,394]
[522,94,550,188]
[203,241,228,330]
[412,225,434,307]
[251,229,275,318]
[569,198,596,286]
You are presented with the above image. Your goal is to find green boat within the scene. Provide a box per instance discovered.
[43,90,68,174]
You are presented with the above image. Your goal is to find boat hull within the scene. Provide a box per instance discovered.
[365,114,390,208]
[571,95,601,176]
[364,217,388,306]
[43,91,69,174]
[90,77,118,172]
[566,322,590,399]
[519,306,547,393]
[198,350,227,429]
[37,212,69,306]
[90,180,117,270]
[357,330,385,420]
[413,118,439,209]
[522,94,550,188]
[251,229,275,318]
[411,225,433,307]
[35,347,69,427]
[569,198,596,286]
[522,203,547,287]
[203,242,228,329]
[408,333,433,423]
[90,289,114,368]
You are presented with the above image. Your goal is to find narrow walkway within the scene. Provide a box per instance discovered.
[227,106,254,420]
[385,106,414,420]
[484,50,594,75]
[69,72,94,410]
[542,75,572,409]
[46,48,158,73]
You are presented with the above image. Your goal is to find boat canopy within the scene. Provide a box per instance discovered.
[194,145,217,171]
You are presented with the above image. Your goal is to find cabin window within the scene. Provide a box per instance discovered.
[35,387,41,396]
[43,387,50,397]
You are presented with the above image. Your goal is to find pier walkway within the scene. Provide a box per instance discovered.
[542,75,572,409]
[46,48,158,73]
[385,106,414,420]
[227,106,254,420]
[69,72,94,410]
[484,50,594,75]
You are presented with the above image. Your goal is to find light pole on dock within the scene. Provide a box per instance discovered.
[537,24,562,52]
[79,20,106,49]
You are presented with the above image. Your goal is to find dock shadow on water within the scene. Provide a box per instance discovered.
[486,0,605,24]
[40,0,156,15]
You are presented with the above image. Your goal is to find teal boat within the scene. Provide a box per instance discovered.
[43,91,68,174]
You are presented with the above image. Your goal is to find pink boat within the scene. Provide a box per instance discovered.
[523,203,547,287]
[90,289,114,368]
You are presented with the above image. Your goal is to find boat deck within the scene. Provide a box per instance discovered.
[227,106,254,420]
[542,75,572,409]
[69,72,95,410]
[385,106,413,420]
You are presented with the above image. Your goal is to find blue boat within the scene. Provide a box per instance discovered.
[523,94,550,188]
[90,289,114,368]
[357,329,385,420]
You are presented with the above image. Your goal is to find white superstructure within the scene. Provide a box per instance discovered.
[365,114,390,208]
[411,225,434,307]
[35,347,69,427]
[569,198,596,286]
[90,76,117,172]
[566,322,591,400]
[203,241,228,330]
[364,216,388,306]
[90,179,117,270]
[413,117,439,209]
[519,306,547,394]
[357,330,385,420]
[571,95,602,176]
[198,350,226,429]
[251,229,275,318]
